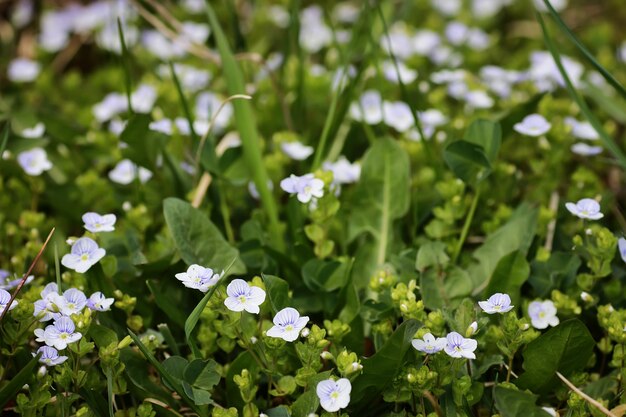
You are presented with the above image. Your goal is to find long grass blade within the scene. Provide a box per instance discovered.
[0,122,9,156]
[204,3,284,251]
[168,62,198,142]
[537,12,626,170]
[117,18,134,114]
[541,0,626,101]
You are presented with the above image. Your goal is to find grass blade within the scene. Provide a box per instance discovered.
[537,12,626,170]
[541,0,626,101]
[204,3,284,251]
[0,354,40,408]
[117,18,134,114]
[168,62,198,142]
[0,122,9,156]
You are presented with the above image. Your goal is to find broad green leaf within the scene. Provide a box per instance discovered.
[463,119,502,164]
[469,203,538,293]
[516,319,595,394]
[184,359,220,390]
[494,386,552,417]
[420,267,473,310]
[162,356,188,388]
[182,382,213,406]
[348,138,410,268]
[0,353,40,409]
[88,323,118,348]
[529,253,581,299]
[416,241,450,272]
[302,258,350,292]
[120,349,174,406]
[163,197,245,274]
[262,274,290,313]
[204,3,282,250]
[484,250,530,306]
[265,406,291,417]
[443,140,491,186]
[120,114,167,170]
[350,320,420,409]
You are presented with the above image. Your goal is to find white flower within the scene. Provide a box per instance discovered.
[412,30,441,56]
[528,300,559,329]
[565,117,599,140]
[618,237,626,264]
[0,289,18,314]
[349,90,384,125]
[20,123,45,138]
[431,0,461,16]
[130,84,157,114]
[87,292,114,311]
[464,90,494,109]
[55,288,87,316]
[478,293,514,314]
[41,316,82,350]
[541,407,558,417]
[280,173,324,204]
[323,156,361,185]
[412,333,447,354]
[266,307,310,342]
[513,114,552,137]
[17,148,53,176]
[176,265,222,293]
[565,198,603,220]
[35,346,68,366]
[316,378,351,412]
[444,332,477,359]
[381,60,418,84]
[109,159,153,185]
[383,101,414,132]
[281,141,314,160]
[0,271,34,290]
[82,212,116,233]
[93,93,127,122]
[149,119,173,135]
[224,279,266,314]
[445,21,468,46]
[571,143,602,156]
[8,58,40,82]
[33,283,61,322]
[298,6,332,53]
[61,237,106,273]
[467,321,478,336]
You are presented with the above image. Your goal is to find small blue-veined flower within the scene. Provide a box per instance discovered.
[513,114,552,137]
[87,292,114,311]
[20,122,45,139]
[35,346,68,366]
[8,57,40,82]
[61,237,106,273]
[55,288,87,316]
[565,198,603,220]
[382,101,414,133]
[478,293,514,314]
[618,238,626,264]
[564,117,599,141]
[316,378,351,412]
[322,156,361,185]
[528,300,559,329]
[17,147,53,176]
[224,279,266,314]
[464,90,494,109]
[281,141,314,161]
[0,289,18,314]
[33,283,60,322]
[444,332,477,359]
[149,118,173,135]
[571,143,602,156]
[280,173,324,204]
[266,307,310,342]
[108,159,153,185]
[411,332,447,354]
[82,212,117,233]
[349,90,383,125]
[175,265,222,293]
[38,316,82,350]
[0,270,34,290]
[381,60,417,84]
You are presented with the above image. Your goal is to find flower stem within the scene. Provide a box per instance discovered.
[452,187,481,264]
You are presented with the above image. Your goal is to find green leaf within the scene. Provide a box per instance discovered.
[291,371,333,417]
[301,258,350,292]
[265,406,291,417]
[350,320,420,409]
[583,82,626,124]
[0,122,9,155]
[516,319,595,394]
[262,274,290,313]
[0,353,40,409]
[184,359,220,390]
[443,140,491,186]
[163,197,246,273]
[348,137,410,269]
[420,267,473,310]
[88,323,118,348]
[120,348,174,406]
[469,203,538,293]
[416,241,450,272]
[120,114,167,170]
[225,352,261,409]
[463,119,502,164]
[494,386,552,417]
[147,280,188,329]
[484,250,530,306]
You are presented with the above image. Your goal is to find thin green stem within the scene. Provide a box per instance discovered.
[452,187,481,264]
[218,180,235,244]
